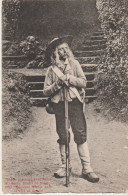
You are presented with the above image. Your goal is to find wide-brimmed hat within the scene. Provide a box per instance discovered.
[45,35,73,63]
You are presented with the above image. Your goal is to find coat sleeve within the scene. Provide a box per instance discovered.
[68,60,87,88]
[43,67,61,96]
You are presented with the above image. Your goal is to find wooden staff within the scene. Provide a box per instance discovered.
[64,85,70,187]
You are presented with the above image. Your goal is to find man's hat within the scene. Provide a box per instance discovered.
[45,35,73,63]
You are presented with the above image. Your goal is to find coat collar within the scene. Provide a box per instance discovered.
[57,58,71,72]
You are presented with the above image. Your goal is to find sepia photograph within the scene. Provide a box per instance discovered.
[2,0,128,193]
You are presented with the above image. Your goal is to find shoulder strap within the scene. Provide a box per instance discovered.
[51,66,83,103]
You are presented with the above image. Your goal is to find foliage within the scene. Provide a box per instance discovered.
[3,42,22,56]
[2,0,21,37]
[96,0,128,120]
[20,36,43,58]
[20,36,45,68]
[2,69,32,139]
[3,0,100,40]
[26,56,45,69]
[3,36,45,69]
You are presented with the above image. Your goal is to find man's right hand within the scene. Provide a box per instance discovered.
[56,79,63,86]
[56,79,69,87]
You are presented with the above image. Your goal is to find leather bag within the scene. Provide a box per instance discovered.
[45,98,55,114]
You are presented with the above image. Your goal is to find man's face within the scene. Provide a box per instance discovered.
[57,43,69,61]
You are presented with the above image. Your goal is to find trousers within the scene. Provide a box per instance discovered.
[52,98,87,145]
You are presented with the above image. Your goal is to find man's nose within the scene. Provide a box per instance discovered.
[63,49,66,53]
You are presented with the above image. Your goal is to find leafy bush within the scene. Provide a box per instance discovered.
[3,42,22,56]
[20,36,45,68]
[96,0,128,121]
[20,36,44,58]
[2,69,32,139]
[3,36,45,69]
[2,0,21,37]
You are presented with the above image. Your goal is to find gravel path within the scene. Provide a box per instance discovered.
[2,103,128,193]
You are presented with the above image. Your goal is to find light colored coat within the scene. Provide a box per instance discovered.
[43,59,87,103]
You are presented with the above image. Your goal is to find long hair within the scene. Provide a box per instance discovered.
[50,43,75,66]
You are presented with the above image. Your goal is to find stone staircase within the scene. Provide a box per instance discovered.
[27,31,106,106]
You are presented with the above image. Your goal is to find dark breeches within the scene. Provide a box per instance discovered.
[52,98,87,145]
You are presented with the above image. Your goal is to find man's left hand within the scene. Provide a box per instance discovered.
[60,74,70,87]
[61,75,67,81]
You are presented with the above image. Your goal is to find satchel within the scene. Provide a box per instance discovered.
[45,98,54,114]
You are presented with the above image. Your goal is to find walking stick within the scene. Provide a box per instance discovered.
[64,85,70,187]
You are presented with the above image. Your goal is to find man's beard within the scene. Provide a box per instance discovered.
[59,54,68,61]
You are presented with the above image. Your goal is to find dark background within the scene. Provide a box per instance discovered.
[3,0,100,44]
[19,0,100,38]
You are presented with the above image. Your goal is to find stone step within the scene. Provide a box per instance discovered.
[93,32,104,36]
[28,79,96,90]
[2,55,27,60]
[26,75,45,82]
[86,88,96,96]
[86,80,96,88]
[28,82,44,85]
[30,96,97,101]
[82,64,98,72]
[91,36,106,40]
[29,84,96,90]
[24,67,98,78]
[30,95,97,106]
[85,72,98,81]
[27,75,97,83]
[81,44,106,51]
[30,92,96,98]
[25,65,97,77]
[25,69,96,77]
[30,90,44,94]
[28,82,44,90]
[29,85,97,98]
[29,90,44,97]
[85,40,106,46]
[75,50,103,57]
[85,95,97,103]
[26,71,98,81]
[29,86,96,94]
[8,65,18,68]
[30,97,47,107]
[9,68,47,77]
[76,56,100,64]
[81,64,98,67]
[30,97,47,100]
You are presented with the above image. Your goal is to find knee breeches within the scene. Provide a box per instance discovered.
[52,98,87,145]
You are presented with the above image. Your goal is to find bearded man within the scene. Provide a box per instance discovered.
[43,35,99,183]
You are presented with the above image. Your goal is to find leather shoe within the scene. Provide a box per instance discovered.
[54,165,72,178]
[82,172,99,183]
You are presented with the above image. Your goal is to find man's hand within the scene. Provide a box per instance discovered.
[56,75,70,87]
[56,79,63,86]
[61,75,67,81]
[61,74,70,87]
